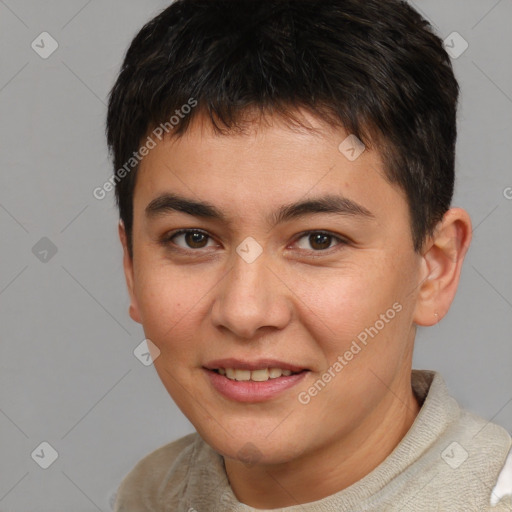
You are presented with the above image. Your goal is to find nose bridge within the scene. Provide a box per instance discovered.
[211,242,290,338]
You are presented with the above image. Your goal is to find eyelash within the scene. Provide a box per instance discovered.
[160,229,349,257]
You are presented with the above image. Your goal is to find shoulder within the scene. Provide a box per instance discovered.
[435,397,512,509]
[113,432,202,511]
[414,370,511,461]
[456,408,512,509]
[407,371,512,510]
[454,405,511,463]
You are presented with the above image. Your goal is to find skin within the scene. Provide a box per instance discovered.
[119,109,472,508]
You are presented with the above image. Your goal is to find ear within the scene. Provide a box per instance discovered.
[413,208,472,326]
[118,220,142,324]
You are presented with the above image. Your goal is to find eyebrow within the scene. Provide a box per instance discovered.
[145,192,375,227]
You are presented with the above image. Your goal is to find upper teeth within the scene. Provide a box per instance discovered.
[218,368,295,381]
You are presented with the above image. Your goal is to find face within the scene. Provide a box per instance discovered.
[122,110,425,466]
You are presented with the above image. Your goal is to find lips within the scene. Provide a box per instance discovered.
[202,358,310,401]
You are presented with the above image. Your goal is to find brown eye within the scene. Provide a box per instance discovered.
[309,233,332,250]
[294,231,346,252]
[166,229,214,250]
[183,231,208,248]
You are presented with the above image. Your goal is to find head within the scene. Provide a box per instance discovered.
[106,0,471,470]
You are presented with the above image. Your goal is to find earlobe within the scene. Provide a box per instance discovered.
[413,208,472,326]
[118,221,142,324]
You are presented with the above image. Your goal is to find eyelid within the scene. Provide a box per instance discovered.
[162,228,218,251]
[289,230,349,254]
[161,228,349,254]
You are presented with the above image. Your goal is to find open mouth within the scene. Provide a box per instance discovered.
[209,367,307,382]
[203,364,310,402]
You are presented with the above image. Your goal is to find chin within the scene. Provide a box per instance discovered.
[196,424,308,466]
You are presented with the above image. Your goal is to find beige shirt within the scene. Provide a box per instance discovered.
[114,370,512,511]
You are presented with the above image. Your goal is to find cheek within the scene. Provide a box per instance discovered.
[292,264,394,348]
[291,261,413,389]
[134,264,204,351]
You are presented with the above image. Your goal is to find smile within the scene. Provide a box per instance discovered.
[213,367,301,381]
[204,366,309,402]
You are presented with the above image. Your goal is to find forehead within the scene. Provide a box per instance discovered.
[134,110,408,229]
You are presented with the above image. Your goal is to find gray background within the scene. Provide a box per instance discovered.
[0,0,511,510]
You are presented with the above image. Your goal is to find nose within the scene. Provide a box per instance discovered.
[210,247,292,340]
